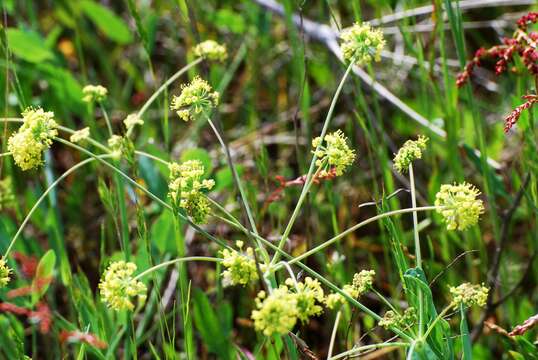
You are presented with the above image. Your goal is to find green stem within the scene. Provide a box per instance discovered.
[99,102,114,136]
[422,303,454,341]
[134,257,221,280]
[327,310,341,360]
[0,152,11,157]
[280,206,439,269]
[372,288,400,315]
[271,60,356,266]
[127,58,203,138]
[206,117,268,261]
[53,137,229,250]
[3,155,114,257]
[212,212,413,342]
[329,342,409,360]
[409,164,424,337]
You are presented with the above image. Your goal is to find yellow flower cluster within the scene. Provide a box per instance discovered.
[170,77,219,122]
[82,84,108,103]
[312,130,356,176]
[168,160,215,224]
[123,114,144,132]
[435,182,485,231]
[325,270,375,309]
[0,177,15,211]
[70,127,90,143]
[251,277,325,336]
[393,135,428,173]
[221,241,258,286]
[8,108,58,171]
[378,307,416,330]
[449,283,489,308]
[98,261,147,311]
[340,23,385,64]
[0,257,12,288]
[193,40,228,62]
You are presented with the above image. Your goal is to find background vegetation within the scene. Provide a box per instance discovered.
[0,0,537,358]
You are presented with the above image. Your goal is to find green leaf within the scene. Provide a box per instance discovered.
[215,165,244,192]
[180,148,213,177]
[193,289,235,359]
[150,210,176,254]
[460,304,473,360]
[80,1,133,44]
[32,250,56,303]
[213,9,246,34]
[6,29,54,63]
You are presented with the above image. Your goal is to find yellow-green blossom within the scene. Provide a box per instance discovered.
[286,277,325,322]
[340,23,385,64]
[170,77,219,122]
[168,160,215,224]
[0,177,15,211]
[8,108,58,171]
[449,283,489,308]
[193,40,228,62]
[312,130,356,176]
[123,114,144,132]
[435,182,484,231]
[379,307,417,329]
[221,241,258,286]
[70,127,90,143]
[352,269,375,296]
[393,135,428,173]
[0,257,12,288]
[98,261,147,311]
[82,84,108,103]
[251,286,298,336]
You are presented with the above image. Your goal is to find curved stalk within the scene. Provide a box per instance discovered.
[282,206,439,268]
[327,310,341,359]
[3,155,114,257]
[271,60,356,266]
[126,58,204,138]
[134,256,221,280]
[206,117,268,262]
[421,304,454,341]
[99,102,113,136]
[54,137,230,250]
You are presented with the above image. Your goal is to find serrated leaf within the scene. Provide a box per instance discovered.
[80,1,133,44]
[6,29,54,63]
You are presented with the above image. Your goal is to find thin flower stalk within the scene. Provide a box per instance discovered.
[270,59,356,266]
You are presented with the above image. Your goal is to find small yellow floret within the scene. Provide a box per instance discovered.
[340,23,385,64]
[82,84,108,103]
[193,40,228,62]
[393,135,428,173]
[435,182,484,231]
[170,77,219,122]
[70,127,90,143]
[221,241,258,286]
[0,257,12,288]
[312,130,356,176]
[98,261,147,311]
[449,283,489,308]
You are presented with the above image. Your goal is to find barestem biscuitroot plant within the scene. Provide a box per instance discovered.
[1,23,490,359]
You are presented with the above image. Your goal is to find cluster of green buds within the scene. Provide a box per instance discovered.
[378,307,417,330]
[170,77,219,122]
[435,182,485,231]
[193,40,228,62]
[69,127,90,143]
[312,130,356,176]
[393,135,428,173]
[449,283,489,308]
[168,160,215,224]
[0,177,15,211]
[221,241,258,286]
[8,108,59,171]
[340,22,385,64]
[98,261,147,311]
[82,84,108,103]
[325,270,376,309]
[0,257,12,288]
[251,277,325,336]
